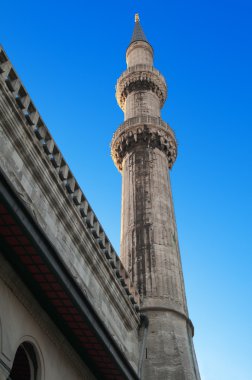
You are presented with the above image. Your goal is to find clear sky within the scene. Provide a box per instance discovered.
[1,1,252,379]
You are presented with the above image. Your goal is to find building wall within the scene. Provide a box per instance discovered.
[0,255,95,380]
[0,71,140,373]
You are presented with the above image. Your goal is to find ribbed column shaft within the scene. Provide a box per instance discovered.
[124,91,160,120]
[120,141,200,380]
[121,144,187,315]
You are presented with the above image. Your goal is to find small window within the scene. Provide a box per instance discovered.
[8,342,38,380]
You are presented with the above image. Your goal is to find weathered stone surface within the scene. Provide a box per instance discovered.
[126,41,153,68]
[141,310,200,380]
[111,119,177,171]
[0,256,96,380]
[121,146,185,310]
[0,45,140,376]
[111,17,201,380]
[116,65,167,113]
[0,15,201,379]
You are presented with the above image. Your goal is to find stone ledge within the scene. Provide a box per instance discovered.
[111,118,177,171]
[112,115,176,142]
[116,65,167,110]
[0,45,140,309]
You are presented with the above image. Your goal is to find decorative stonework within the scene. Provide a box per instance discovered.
[111,120,177,171]
[112,17,201,380]
[116,65,167,111]
[0,45,140,310]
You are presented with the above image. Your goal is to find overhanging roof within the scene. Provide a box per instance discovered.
[0,172,139,380]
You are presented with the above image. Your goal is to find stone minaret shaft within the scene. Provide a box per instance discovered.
[111,15,201,380]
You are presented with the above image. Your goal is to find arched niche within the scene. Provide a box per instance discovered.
[8,340,43,380]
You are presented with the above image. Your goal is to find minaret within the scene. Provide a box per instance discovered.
[111,15,201,379]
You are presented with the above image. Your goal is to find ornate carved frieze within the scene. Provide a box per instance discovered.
[116,67,167,111]
[111,120,177,171]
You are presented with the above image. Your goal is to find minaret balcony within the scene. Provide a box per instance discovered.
[116,65,167,111]
[111,116,177,171]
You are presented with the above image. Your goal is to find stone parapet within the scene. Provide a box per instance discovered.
[0,45,140,309]
[116,64,167,110]
[113,115,176,140]
[111,116,177,171]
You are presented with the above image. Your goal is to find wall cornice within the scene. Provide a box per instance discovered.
[0,46,140,367]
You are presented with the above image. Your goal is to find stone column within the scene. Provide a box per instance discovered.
[121,142,187,312]
[111,15,201,380]
[112,121,199,379]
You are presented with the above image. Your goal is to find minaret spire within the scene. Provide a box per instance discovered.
[130,13,150,46]
[111,17,201,380]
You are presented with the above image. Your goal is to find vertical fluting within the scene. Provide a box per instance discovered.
[121,145,186,315]
[111,15,201,380]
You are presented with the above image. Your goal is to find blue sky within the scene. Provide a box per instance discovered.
[1,1,252,379]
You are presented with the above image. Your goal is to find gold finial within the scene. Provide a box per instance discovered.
[135,13,140,23]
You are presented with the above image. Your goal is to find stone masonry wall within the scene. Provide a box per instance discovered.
[0,56,140,372]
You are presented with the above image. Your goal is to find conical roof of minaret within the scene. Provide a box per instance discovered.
[129,14,150,45]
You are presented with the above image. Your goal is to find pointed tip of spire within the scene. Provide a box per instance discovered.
[129,14,150,46]
[135,13,140,23]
